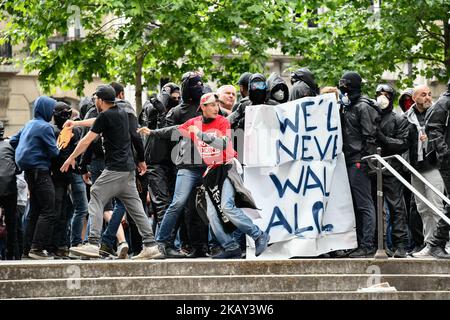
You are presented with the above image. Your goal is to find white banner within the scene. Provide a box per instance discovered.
[243,93,357,259]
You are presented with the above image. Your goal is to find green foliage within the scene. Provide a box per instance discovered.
[0,0,449,102]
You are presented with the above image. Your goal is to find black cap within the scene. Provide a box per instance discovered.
[94,85,116,103]
[237,72,252,86]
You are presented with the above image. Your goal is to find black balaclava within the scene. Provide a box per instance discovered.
[248,73,268,105]
[53,102,72,129]
[181,72,204,106]
[290,68,319,95]
[376,84,396,113]
[339,71,362,103]
[0,120,4,140]
[162,82,181,110]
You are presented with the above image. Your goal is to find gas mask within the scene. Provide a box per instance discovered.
[339,92,351,107]
[273,89,285,102]
[377,95,390,109]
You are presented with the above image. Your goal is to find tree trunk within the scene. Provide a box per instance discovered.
[134,52,145,116]
[444,17,450,77]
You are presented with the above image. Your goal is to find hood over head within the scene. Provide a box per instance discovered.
[267,73,289,104]
[248,73,268,105]
[33,96,57,122]
[181,71,204,106]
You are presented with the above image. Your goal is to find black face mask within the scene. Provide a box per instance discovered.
[54,110,72,129]
[168,97,179,109]
[249,89,267,105]
[188,86,203,103]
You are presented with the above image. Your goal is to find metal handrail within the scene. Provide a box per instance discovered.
[362,153,450,226]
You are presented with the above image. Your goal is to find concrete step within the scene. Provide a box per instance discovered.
[2,274,450,299]
[10,291,450,300]
[1,258,449,280]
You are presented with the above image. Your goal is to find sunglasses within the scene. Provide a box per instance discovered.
[250,81,267,91]
[376,84,394,94]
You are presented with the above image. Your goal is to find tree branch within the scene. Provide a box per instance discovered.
[418,20,445,45]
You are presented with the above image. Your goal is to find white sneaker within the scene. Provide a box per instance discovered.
[411,245,432,258]
[69,243,100,258]
[117,242,129,259]
[131,245,164,260]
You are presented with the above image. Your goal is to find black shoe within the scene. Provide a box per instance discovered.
[28,249,54,260]
[329,250,348,258]
[186,247,208,258]
[99,243,117,258]
[158,244,187,258]
[429,246,450,259]
[408,244,425,255]
[393,247,407,258]
[348,247,374,258]
[208,246,223,257]
[385,247,394,257]
[212,247,242,259]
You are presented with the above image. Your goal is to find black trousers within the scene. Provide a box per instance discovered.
[381,174,409,249]
[51,173,71,251]
[0,192,17,259]
[24,169,55,252]
[147,164,176,225]
[429,163,450,248]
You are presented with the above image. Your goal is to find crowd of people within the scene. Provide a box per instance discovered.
[1,68,450,260]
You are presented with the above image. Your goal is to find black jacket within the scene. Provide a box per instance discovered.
[425,91,450,168]
[140,94,173,165]
[0,139,17,196]
[342,96,380,164]
[51,126,82,176]
[376,107,410,172]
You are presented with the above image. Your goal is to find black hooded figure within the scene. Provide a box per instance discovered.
[267,73,289,104]
[228,73,278,131]
[289,68,319,101]
[0,120,19,259]
[371,84,410,257]
[338,71,380,258]
[423,79,450,258]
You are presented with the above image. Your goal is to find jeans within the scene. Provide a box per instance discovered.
[156,168,203,244]
[70,173,89,247]
[347,164,376,250]
[24,169,56,252]
[102,198,126,248]
[206,178,261,251]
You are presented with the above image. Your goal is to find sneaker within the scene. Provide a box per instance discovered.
[185,247,207,258]
[393,247,407,258]
[99,243,117,259]
[131,245,164,260]
[348,247,375,258]
[254,232,270,257]
[429,246,450,259]
[117,242,129,259]
[69,243,100,258]
[411,245,432,258]
[208,246,223,257]
[329,250,349,258]
[158,244,187,258]
[212,247,242,259]
[28,249,54,260]
[408,244,425,255]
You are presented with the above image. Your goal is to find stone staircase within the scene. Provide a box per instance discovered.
[1,258,450,299]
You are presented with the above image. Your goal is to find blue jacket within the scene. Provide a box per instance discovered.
[10,96,59,170]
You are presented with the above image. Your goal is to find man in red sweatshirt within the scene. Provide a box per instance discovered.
[139,92,270,259]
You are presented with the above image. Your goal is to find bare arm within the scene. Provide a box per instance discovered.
[64,118,96,128]
[60,131,98,172]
